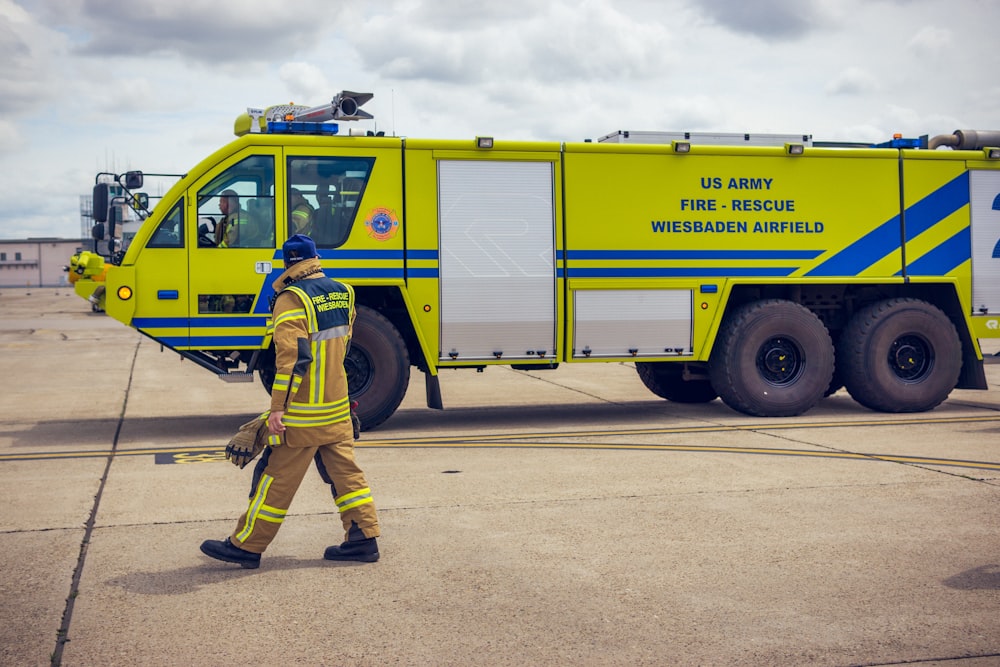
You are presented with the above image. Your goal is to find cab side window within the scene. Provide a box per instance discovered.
[147,200,184,248]
[287,156,374,248]
[197,155,276,248]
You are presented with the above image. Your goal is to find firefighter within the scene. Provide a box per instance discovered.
[200,234,381,568]
[217,189,248,247]
[290,188,314,236]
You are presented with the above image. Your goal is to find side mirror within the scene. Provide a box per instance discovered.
[133,192,150,211]
[91,222,105,240]
[125,171,144,189]
[107,205,120,257]
[92,183,110,223]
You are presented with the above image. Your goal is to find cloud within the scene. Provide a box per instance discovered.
[39,0,335,64]
[0,118,25,155]
[348,1,675,85]
[825,67,880,96]
[694,0,834,39]
[907,25,952,55]
[279,62,333,103]
[0,0,69,114]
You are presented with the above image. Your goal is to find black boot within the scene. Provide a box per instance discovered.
[324,522,379,562]
[200,537,261,569]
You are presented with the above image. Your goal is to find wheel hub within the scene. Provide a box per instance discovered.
[345,347,374,396]
[889,335,931,381]
[756,337,802,386]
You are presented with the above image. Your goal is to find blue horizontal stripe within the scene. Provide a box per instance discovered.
[134,317,268,328]
[134,317,187,328]
[188,336,264,346]
[565,267,796,278]
[407,268,439,278]
[270,249,406,262]
[565,249,823,260]
[152,337,189,346]
[407,249,439,260]
[152,336,263,347]
[902,227,970,276]
[317,249,404,260]
[191,317,268,328]
[334,268,404,278]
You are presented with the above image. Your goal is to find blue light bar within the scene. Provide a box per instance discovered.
[871,136,926,149]
[266,121,340,135]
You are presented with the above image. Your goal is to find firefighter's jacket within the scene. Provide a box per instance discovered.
[268,258,355,447]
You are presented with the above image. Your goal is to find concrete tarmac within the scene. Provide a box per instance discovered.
[1,288,998,667]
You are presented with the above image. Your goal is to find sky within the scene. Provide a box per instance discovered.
[1,0,998,239]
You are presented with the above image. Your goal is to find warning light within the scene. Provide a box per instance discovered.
[423,304,432,312]
[117,286,133,301]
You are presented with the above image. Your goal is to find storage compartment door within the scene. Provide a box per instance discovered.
[438,160,556,361]
[573,289,692,358]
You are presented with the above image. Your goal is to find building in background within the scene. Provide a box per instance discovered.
[0,238,84,288]
[0,172,168,289]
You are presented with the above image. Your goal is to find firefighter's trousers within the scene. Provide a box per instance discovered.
[229,422,380,554]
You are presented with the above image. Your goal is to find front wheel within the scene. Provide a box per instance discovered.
[258,306,411,431]
[708,299,834,417]
[257,346,276,393]
[838,298,961,413]
[346,305,411,430]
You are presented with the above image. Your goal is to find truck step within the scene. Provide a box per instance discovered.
[218,372,256,383]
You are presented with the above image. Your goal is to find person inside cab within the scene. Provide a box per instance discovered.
[311,181,350,247]
[290,188,314,236]
[217,189,250,247]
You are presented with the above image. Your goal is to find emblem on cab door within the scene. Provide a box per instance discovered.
[365,207,400,241]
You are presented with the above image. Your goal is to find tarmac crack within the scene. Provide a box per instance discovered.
[50,337,140,667]
[751,428,1000,485]
[504,363,662,408]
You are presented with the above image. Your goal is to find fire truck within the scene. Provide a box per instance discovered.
[69,91,1000,429]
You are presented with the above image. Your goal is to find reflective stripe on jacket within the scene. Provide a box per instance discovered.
[268,258,356,447]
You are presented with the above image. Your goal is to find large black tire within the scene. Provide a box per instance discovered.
[837,298,961,413]
[823,331,844,397]
[708,299,834,417]
[636,362,718,403]
[347,305,410,430]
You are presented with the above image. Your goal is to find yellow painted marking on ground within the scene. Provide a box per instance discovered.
[2,414,998,468]
[360,414,1000,445]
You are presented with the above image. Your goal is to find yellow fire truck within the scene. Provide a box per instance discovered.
[70,91,1000,429]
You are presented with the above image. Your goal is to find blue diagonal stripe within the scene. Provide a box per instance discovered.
[901,227,970,276]
[806,171,969,277]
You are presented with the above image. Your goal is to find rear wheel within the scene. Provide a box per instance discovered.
[636,362,717,403]
[708,299,834,417]
[838,298,961,413]
[347,305,410,430]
